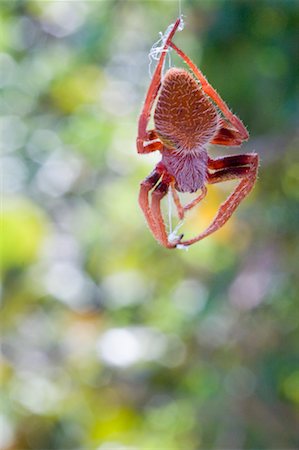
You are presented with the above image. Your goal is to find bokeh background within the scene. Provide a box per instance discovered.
[1,0,299,449]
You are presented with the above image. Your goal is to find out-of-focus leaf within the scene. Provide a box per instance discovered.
[50,66,105,113]
[1,198,47,271]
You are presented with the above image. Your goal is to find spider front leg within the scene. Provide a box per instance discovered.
[178,153,259,247]
[137,17,182,155]
[137,130,164,154]
[210,119,244,146]
[169,42,249,141]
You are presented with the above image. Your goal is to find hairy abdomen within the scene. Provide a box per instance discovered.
[154,68,219,151]
[162,151,208,193]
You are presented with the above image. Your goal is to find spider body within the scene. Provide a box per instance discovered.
[137,17,258,249]
[154,68,219,192]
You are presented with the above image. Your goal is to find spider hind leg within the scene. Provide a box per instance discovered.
[139,165,180,249]
[178,153,259,247]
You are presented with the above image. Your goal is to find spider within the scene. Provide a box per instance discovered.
[137,17,258,249]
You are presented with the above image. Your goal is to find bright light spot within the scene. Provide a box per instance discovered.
[27,129,62,163]
[101,270,148,308]
[63,321,99,360]
[41,2,88,38]
[172,279,208,316]
[1,156,27,193]
[97,443,137,450]
[97,328,141,367]
[12,17,38,51]
[0,415,15,448]
[0,115,27,153]
[96,327,167,368]
[106,131,135,176]
[0,53,18,87]
[24,54,60,92]
[101,80,137,116]
[12,372,63,414]
[41,232,80,264]
[44,262,94,310]
[229,269,272,310]
[36,153,81,197]
[1,88,36,116]
[197,313,235,348]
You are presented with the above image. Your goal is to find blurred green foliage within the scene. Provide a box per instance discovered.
[1,1,299,449]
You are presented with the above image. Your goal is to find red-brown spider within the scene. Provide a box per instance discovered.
[137,17,258,249]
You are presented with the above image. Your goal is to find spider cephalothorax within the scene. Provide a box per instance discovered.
[137,17,258,249]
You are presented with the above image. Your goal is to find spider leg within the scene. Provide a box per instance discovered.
[138,129,164,154]
[210,119,243,146]
[171,184,184,220]
[169,42,249,141]
[184,186,207,212]
[151,173,185,248]
[139,164,179,248]
[137,17,182,154]
[139,137,164,154]
[139,168,163,240]
[177,153,258,247]
[151,178,173,248]
[170,185,207,219]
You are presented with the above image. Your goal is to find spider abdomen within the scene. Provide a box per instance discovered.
[162,151,208,193]
[154,68,219,151]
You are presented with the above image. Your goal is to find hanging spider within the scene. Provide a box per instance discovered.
[137,17,258,249]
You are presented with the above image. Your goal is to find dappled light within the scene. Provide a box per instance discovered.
[1,1,298,449]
